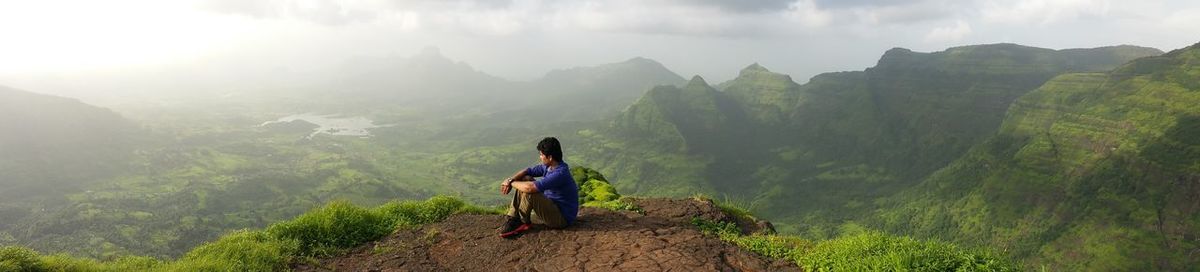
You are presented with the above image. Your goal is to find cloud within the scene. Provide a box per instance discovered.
[812,0,918,9]
[1161,8,1200,32]
[195,0,845,37]
[188,0,1187,43]
[553,0,814,37]
[387,0,514,10]
[782,0,833,28]
[851,1,957,25]
[677,0,798,13]
[198,0,380,25]
[980,0,1111,25]
[924,20,972,43]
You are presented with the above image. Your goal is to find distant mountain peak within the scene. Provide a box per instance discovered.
[725,62,794,89]
[540,56,681,81]
[614,57,676,75]
[883,47,913,56]
[741,63,769,73]
[687,75,709,87]
[623,56,659,65]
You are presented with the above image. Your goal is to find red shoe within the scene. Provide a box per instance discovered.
[500,216,532,238]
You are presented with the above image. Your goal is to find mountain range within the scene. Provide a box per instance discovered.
[0,42,1193,270]
[574,43,1180,269]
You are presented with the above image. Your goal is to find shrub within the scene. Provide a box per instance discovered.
[692,217,741,239]
[0,246,41,271]
[266,201,391,256]
[171,230,299,271]
[796,231,1017,272]
[692,218,810,260]
[573,167,643,213]
[374,195,467,227]
[691,217,1014,271]
[731,235,811,260]
[714,199,756,223]
[584,180,619,202]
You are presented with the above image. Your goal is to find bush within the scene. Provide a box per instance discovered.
[573,167,643,213]
[104,256,162,271]
[731,235,811,260]
[0,246,41,271]
[0,246,155,272]
[715,199,756,223]
[691,217,1014,271]
[692,217,741,239]
[171,230,299,271]
[374,195,468,227]
[692,218,809,260]
[584,180,619,202]
[266,201,392,256]
[796,231,1016,272]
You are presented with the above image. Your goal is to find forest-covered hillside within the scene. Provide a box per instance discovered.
[0,86,139,200]
[873,42,1200,270]
[569,43,1171,269]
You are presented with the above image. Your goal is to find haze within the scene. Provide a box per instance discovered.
[1,0,1197,99]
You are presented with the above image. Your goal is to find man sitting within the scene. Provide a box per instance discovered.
[499,137,579,238]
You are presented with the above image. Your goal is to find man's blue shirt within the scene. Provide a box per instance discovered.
[526,162,579,225]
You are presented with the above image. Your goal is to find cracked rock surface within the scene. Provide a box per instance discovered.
[294,198,801,272]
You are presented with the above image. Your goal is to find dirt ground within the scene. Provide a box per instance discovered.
[293,198,801,272]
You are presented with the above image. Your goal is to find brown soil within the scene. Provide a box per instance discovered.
[293,198,801,272]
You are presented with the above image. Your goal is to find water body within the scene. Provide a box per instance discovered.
[259,113,385,138]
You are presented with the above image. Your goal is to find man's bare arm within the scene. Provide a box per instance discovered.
[510,181,539,193]
[501,169,535,194]
[506,169,531,182]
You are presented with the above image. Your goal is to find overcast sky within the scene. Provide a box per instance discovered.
[1,0,1197,96]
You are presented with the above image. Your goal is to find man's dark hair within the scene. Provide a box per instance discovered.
[537,137,564,162]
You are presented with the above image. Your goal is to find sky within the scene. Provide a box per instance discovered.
[0,0,1197,96]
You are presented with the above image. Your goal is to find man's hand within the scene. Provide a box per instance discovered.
[502,169,530,195]
[501,178,513,195]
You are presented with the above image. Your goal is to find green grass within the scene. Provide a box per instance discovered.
[715,195,758,223]
[797,232,1016,272]
[0,195,492,272]
[574,167,643,213]
[692,217,1016,271]
[5,189,1017,272]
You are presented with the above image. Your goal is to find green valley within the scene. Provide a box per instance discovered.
[0,42,1193,271]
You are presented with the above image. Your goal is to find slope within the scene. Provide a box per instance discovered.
[576,44,1163,215]
[508,57,688,123]
[872,42,1200,270]
[0,85,139,198]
